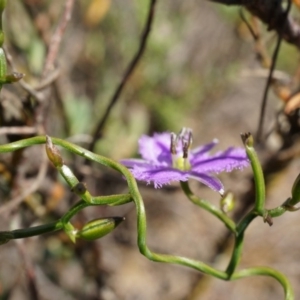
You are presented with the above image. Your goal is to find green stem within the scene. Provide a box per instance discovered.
[225,134,266,277]
[225,231,244,277]
[232,267,294,300]
[225,210,257,276]
[243,134,265,214]
[180,181,236,234]
[148,252,227,280]
[91,194,132,206]
[236,210,257,236]
[3,221,62,240]
[60,194,132,225]
[225,134,295,299]
[0,135,294,299]
[0,136,228,278]
[0,193,132,243]
[58,165,132,206]
[267,206,287,218]
[59,200,89,225]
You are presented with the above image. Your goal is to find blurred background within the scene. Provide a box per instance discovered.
[0,0,300,299]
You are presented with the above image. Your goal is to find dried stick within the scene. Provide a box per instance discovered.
[256,0,292,143]
[42,0,74,76]
[5,48,60,102]
[15,79,45,103]
[88,0,158,152]
[15,239,40,300]
[0,126,37,135]
[36,0,74,133]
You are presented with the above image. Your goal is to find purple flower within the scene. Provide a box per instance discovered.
[121,128,249,194]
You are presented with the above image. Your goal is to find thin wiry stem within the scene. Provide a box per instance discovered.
[239,9,258,40]
[255,0,292,143]
[15,239,40,300]
[42,0,74,76]
[0,136,295,299]
[88,0,158,152]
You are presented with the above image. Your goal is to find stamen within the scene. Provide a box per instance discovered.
[171,128,193,171]
[170,132,177,154]
[178,127,187,140]
[187,130,193,148]
[182,141,189,158]
[181,128,192,154]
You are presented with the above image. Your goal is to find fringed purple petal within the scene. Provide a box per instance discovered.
[121,130,249,193]
[189,171,224,194]
[138,133,172,165]
[190,139,218,161]
[120,158,152,168]
[192,147,249,174]
[127,165,189,188]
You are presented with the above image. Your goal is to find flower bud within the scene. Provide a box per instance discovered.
[241,132,254,147]
[220,191,235,213]
[76,217,124,241]
[45,135,63,168]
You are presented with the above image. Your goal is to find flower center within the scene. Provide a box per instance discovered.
[170,128,192,171]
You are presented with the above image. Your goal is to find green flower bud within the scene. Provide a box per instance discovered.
[76,217,124,241]
[45,136,63,168]
[241,132,254,147]
[220,191,235,213]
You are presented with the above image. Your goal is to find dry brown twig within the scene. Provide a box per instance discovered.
[241,1,300,141]
[88,0,158,152]
[4,48,60,103]
[239,4,300,141]
[6,0,73,119]
[36,0,75,132]
[15,238,40,300]
[211,0,293,142]
[42,0,75,76]
[247,15,271,68]
[0,126,37,135]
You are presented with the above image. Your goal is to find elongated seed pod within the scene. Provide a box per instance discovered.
[76,217,125,241]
